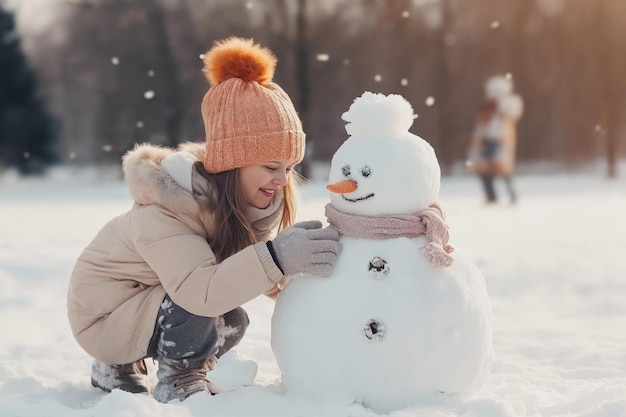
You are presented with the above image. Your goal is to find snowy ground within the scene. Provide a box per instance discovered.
[1,172,625,417]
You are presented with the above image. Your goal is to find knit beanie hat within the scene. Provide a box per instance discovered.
[201,37,305,173]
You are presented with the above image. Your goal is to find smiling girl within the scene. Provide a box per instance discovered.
[67,37,341,403]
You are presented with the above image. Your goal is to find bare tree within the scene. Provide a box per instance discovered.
[432,0,454,173]
[19,0,626,171]
[594,0,623,178]
[143,0,183,148]
[294,0,311,177]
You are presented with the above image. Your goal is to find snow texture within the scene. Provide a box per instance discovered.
[1,167,625,417]
[342,92,417,139]
[272,92,493,412]
[330,92,441,216]
[272,236,494,412]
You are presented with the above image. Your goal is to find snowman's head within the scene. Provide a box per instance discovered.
[327,92,441,216]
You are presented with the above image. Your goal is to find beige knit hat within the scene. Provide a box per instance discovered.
[200,37,305,173]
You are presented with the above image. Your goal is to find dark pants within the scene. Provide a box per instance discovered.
[478,139,516,204]
[480,174,516,204]
[146,294,249,364]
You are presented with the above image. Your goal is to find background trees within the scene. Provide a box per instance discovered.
[7,0,625,177]
[0,3,57,174]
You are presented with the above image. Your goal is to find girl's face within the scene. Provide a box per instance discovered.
[238,159,298,209]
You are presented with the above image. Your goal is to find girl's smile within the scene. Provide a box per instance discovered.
[239,160,297,209]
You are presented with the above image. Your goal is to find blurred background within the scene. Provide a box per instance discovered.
[1,0,624,180]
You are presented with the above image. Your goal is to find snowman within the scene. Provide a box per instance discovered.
[271,92,493,413]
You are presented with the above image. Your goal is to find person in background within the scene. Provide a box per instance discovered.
[466,75,524,205]
[67,37,341,403]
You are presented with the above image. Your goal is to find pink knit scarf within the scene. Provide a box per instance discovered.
[325,203,454,267]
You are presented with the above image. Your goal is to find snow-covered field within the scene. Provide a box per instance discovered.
[1,172,625,417]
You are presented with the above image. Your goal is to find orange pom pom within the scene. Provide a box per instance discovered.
[202,37,277,87]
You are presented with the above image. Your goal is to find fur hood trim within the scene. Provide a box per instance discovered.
[122,142,209,214]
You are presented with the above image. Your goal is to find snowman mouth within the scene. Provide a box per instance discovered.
[342,193,374,202]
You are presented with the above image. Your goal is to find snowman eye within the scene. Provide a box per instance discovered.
[361,166,371,177]
[341,165,351,177]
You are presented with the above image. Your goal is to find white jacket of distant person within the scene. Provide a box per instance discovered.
[467,76,523,178]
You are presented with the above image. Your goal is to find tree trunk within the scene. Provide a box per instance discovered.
[434,0,453,174]
[599,1,618,178]
[295,0,311,178]
[144,0,183,148]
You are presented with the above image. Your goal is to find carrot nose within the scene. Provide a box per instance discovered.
[327,179,358,194]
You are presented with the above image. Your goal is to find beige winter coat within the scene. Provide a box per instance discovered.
[67,142,285,365]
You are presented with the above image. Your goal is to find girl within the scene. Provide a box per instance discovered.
[467,76,523,204]
[67,37,341,403]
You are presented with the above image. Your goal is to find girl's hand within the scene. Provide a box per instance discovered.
[270,221,342,277]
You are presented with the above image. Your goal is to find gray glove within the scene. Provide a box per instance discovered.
[270,220,341,277]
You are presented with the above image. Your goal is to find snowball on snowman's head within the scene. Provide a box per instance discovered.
[327,92,441,217]
[342,92,416,140]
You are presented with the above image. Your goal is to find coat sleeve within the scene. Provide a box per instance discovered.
[130,205,284,317]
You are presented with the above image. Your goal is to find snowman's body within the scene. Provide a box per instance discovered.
[271,92,493,413]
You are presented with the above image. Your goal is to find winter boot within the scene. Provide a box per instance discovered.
[90,359,150,394]
[153,355,221,403]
